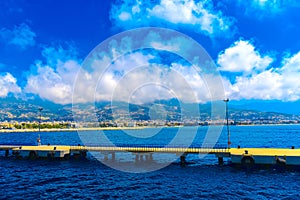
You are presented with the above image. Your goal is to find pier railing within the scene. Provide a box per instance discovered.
[69,144,230,154]
[0,143,230,155]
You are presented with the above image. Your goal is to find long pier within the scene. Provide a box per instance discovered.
[1,144,300,168]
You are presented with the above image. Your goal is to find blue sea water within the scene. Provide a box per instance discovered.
[1,125,300,199]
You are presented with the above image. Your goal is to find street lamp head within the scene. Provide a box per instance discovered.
[223,98,229,102]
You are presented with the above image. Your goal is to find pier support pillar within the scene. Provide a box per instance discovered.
[145,154,153,162]
[80,151,87,159]
[149,153,153,161]
[73,153,80,160]
[104,153,108,161]
[5,150,9,157]
[180,155,186,166]
[134,153,153,163]
[218,157,224,165]
[111,152,115,161]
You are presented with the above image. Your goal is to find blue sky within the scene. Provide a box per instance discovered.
[1,0,300,110]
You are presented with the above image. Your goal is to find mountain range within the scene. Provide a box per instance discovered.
[0,97,299,124]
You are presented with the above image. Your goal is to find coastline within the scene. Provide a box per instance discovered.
[0,123,299,133]
[0,126,147,133]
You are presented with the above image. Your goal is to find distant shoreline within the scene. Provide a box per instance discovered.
[0,124,299,133]
[0,126,147,133]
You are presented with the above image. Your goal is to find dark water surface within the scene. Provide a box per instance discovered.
[1,125,300,199]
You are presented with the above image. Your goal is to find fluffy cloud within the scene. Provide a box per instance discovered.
[41,44,78,66]
[73,52,143,104]
[219,41,300,101]
[0,23,36,49]
[71,29,225,105]
[25,46,81,104]
[217,40,273,74]
[73,51,210,105]
[279,52,300,101]
[24,29,225,105]
[230,70,282,100]
[235,0,300,17]
[110,0,235,38]
[0,72,21,97]
[280,51,300,74]
[108,62,206,104]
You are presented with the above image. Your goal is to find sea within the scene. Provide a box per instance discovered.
[0,125,300,199]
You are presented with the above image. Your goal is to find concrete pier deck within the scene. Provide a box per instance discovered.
[230,148,300,166]
[1,145,299,167]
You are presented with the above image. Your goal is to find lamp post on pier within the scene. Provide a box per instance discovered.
[223,98,231,149]
[37,108,43,146]
[38,107,43,132]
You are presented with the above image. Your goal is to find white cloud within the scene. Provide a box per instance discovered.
[72,49,219,105]
[221,49,300,102]
[217,40,273,74]
[281,51,300,73]
[74,28,227,105]
[118,12,132,21]
[231,70,282,100]
[41,44,79,65]
[25,29,224,105]
[0,23,36,49]
[279,52,300,101]
[110,0,235,38]
[235,0,300,17]
[0,73,21,97]
[110,63,202,104]
[151,0,234,35]
[25,46,81,104]
[25,61,81,104]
